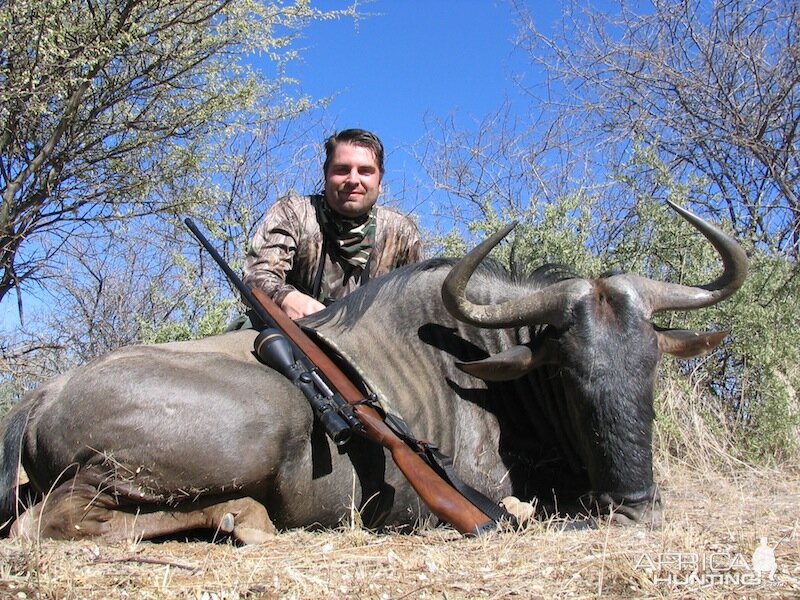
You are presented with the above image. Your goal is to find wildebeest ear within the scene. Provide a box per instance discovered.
[456,345,541,382]
[656,329,728,358]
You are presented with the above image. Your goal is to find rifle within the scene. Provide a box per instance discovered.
[185,218,497,535]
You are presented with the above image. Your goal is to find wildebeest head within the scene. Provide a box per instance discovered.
[441,201,748,524]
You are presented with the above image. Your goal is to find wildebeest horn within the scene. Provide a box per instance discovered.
[441,201,749,328]
[626,200,749,315]
[441,222,589,328]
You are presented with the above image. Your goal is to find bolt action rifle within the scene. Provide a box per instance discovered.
[185,218,501,535]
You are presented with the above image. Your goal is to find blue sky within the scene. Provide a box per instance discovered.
[3,1,558,329]
[285,1,560,196]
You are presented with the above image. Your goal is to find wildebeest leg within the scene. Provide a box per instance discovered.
[346,436,395,529]
[10,477,276,544]
[113,496,278,545]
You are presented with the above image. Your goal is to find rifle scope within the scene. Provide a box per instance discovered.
[254,328,352,446]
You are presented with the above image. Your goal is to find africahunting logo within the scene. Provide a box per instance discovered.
[633,536,783,587]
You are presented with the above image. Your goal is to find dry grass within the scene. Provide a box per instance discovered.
[2,376,798,599]
[1,462,798,599]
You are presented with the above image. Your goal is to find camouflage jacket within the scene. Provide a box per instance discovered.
[243,194,423,305]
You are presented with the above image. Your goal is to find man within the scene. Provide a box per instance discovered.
[243,129,423,320]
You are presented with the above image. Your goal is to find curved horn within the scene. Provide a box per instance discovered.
[633,200,749,315]
[441,222,589,328]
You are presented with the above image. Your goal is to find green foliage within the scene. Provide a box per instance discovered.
[139,297,235,344]
[440,192,605,278]
[0,379,19,419]
[610,151,800,464]
[715,252,800,461]
[0,0,352,305]
[444,165,799,464]
[137,254,242,344]
[510,193,604,277]
[436,228,469,258]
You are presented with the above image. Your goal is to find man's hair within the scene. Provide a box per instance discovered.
[323,129,385,178]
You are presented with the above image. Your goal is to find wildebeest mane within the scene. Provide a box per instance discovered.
[525,263,582,286]
[304,258,456,330]
[304,258,583,333]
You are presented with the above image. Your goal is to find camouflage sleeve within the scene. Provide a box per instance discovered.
[374,208,425,274]
[405,219,424,264]
[243,195,317,305]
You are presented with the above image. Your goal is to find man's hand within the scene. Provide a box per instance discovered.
[280,290,326,320]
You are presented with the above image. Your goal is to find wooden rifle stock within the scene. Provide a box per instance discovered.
[250,288,495,535]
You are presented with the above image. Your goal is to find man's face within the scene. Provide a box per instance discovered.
[324,142,382,217]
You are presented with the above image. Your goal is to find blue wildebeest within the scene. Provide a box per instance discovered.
[0,201,747,543]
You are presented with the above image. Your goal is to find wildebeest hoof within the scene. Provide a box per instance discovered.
[219,512,235,534]
[207,498,277,544]
[233,526,274,545]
